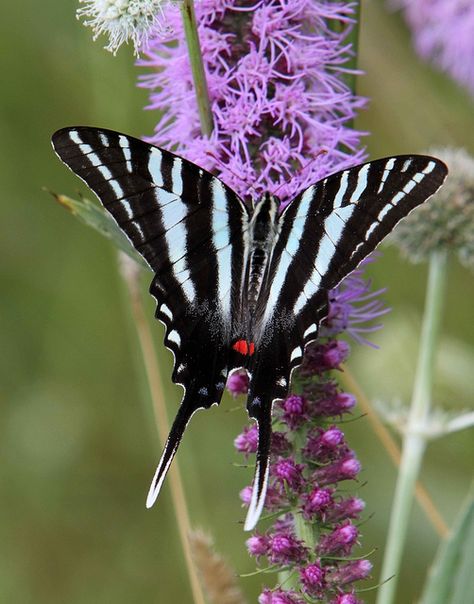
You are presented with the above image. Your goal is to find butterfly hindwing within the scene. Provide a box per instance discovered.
[52,126,251,504]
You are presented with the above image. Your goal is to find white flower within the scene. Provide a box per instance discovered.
[77,0,172,55]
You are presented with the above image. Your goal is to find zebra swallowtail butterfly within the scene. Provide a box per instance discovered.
[52,127,447,530]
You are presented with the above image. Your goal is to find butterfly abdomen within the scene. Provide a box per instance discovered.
[246,194,280,313]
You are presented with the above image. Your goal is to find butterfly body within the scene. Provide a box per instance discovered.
[52,126,447,530]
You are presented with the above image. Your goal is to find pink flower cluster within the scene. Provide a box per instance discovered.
[234,337,371,600]
[138,0,366,204]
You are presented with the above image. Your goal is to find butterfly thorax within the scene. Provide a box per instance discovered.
[245,193,280,319]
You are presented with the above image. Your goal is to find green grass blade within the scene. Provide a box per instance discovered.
[49,192,149,270]
[420,491,474,604]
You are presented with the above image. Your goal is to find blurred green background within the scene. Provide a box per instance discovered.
[1,1,473,602]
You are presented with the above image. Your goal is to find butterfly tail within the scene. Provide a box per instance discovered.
[244,399,273,531]
[146,400,195,509]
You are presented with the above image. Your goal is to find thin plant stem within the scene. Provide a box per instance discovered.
[181,0,213,136]
[340,365,449,538]
[376,250,448,604]
[328,0,361,98]
[345,0,361,96]
[119,257,206,604]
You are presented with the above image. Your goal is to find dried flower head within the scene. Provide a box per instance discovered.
[189,529,247,604]
[78,0,170,55]
[391,147,474,270]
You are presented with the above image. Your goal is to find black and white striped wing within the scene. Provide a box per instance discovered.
[243,155,448,530]
[52,127,250,507]
[268,154,447,361]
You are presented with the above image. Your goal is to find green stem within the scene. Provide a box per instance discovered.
[376,250,448,604]
[328,0,361,97]
[345,0,361,97]
[277,430,318,590]
[118,255,207,604]
[180,0,213,137]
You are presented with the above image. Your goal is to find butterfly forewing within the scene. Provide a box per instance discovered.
[261,156,447,345]
[52,126,251,507]
[52,127,448,531]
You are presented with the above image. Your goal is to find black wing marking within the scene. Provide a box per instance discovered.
[243,155,448,530]
[52,126,250,506]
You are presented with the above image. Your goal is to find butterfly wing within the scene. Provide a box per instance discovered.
[244,155,448,530]
[52,127,250,506]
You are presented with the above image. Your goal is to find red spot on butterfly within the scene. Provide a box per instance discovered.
[232,339,256,356]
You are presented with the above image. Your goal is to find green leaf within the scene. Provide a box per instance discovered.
[420,490,474,604]
[49,192,149,270]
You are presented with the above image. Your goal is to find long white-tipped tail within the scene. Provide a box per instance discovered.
[243,415,272,531]
[244,453,270,531]
[145,403,194,509]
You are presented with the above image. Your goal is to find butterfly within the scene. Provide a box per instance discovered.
[52,126,447,530]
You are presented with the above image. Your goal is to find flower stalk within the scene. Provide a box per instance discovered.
[118,254,206,604]
[376,250,448,604]
[180,0,213,136]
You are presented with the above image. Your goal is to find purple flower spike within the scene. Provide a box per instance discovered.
[328,559,373,586]
[281,395,308,429]
[246,533,269,558]
[259,589,304,604]
[239,486,252,506]
[300,562,326,596]
[268,532,308,565]
[272,457,305,491]
[234,424,259,455]
[300,340,351,375]
[306,391,357,418]
[227,369,249,396]
[331,594,363,604]
[327,497,366,523]
[302,486,334,519]
[139,1,367,203]
[321,426,345,448]
[319,522,359,556]
[313,455,361,486]
[271,431,291,456]
[304,425,345,459]
[325,260,389,346]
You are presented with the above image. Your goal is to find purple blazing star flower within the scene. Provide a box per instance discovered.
[139,0,378,600]
[268,531,308,566]
[319,521,359,556]
[300,561,326,596]
[259,589,305,604]
[273,457,305,490]
[138,0,367,204]
[331,594,364,604]
[226,369,249,397]
[246,533,270,558]
[393,0,474,96]
[234,423,258,456]
[301,486,334,520]
[327,559,373,587]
